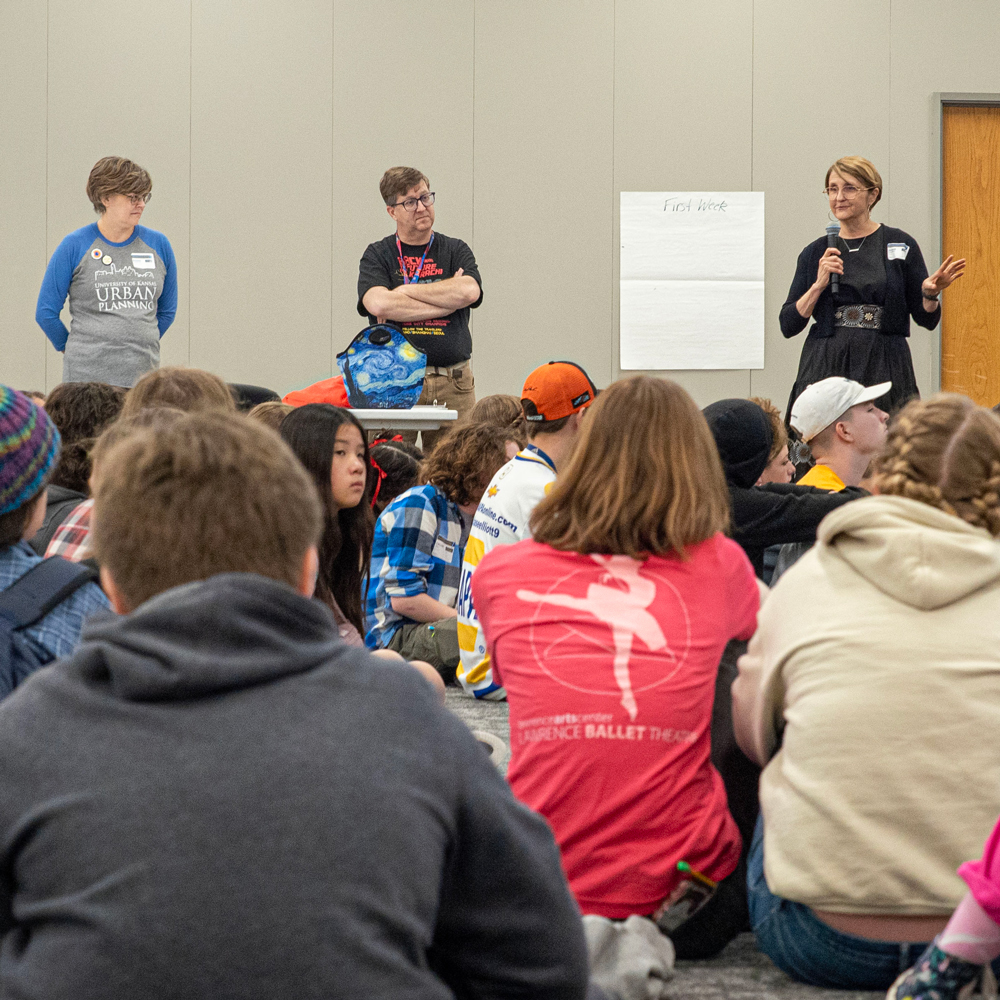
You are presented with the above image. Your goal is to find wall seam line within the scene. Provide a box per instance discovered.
[45,0,50,388]
[188,0,193,365]
[749,0,754,398]
[611,0,616,383]
[330,0,337,378]
[472,0,476,254]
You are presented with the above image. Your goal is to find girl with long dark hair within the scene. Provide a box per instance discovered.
[280,404,374,645]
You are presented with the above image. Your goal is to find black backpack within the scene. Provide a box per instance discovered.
[0,557,97,699]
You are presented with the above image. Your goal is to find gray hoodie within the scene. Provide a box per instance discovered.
[0,573,588,999]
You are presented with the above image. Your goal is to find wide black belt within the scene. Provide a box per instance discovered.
[834,304,883,330]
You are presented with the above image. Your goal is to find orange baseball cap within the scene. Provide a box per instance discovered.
[521,361,597,422]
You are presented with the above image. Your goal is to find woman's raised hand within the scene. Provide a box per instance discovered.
[923,254,967,296]
[813,247,844,291]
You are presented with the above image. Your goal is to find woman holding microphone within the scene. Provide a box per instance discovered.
[780,156,965,415]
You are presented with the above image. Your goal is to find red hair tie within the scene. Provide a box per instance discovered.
[371,434,404,447]
[370,457,387,509]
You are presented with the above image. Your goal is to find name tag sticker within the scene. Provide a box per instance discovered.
[887,243,910,261]
[431,536,456,562]
[131,253,155,270]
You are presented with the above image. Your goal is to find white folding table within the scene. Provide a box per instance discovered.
[348,404,459,432]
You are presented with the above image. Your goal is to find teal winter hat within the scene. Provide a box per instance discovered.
[0,386,60,515]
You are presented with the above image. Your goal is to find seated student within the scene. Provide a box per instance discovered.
[366,423,510,679]
[280,405,373,648]
[733,394,1000,992]
[45,408,186,565]
[471,376,760,960]
[703,397,862,577]
[227,382,280,411]
[770,377,890,582]
[119,365,237,418]
[456,361,595,699]
[791,376,889,491]
[370,439,422,516]
[0,411,589,998]
[750,397,795,586]
[468,393,529,454]
[30,381,125,555]
[891,814,1000,999]
[749,398,795,486]
[0,386,109,687]
[246,400,292,431]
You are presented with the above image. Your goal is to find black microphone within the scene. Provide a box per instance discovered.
[826,223,840,295]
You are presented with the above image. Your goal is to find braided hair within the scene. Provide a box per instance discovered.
[872,393,1000,537]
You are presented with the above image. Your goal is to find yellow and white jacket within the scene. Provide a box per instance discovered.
[455,446,556,698]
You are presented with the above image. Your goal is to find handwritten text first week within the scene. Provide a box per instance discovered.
[664,197,728,212]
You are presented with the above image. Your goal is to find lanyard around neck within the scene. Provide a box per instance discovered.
[523,444,556,472]
[396,232,434,284]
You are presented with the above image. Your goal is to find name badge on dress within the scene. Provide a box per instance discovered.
[431,536,456,562]
[886,243,910,261]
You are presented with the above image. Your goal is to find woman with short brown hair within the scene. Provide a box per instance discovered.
[780,155,965,416]
[471,376,761,959]
[36,156,176,388]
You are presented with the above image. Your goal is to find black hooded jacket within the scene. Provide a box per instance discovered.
[703,399,862,578]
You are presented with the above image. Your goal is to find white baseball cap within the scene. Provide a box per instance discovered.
[790,377,891,442]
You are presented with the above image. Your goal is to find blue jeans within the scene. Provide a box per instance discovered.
[747,816,929,990]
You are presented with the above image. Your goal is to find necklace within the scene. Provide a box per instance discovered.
[840,233,870,253]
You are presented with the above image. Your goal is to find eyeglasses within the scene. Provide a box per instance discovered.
[127,193,150,206]
[824,184,869,198]
[393,192,435,212]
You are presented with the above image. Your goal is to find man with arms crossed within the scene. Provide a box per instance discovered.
[456,362,596,699]
[358,167,482,451]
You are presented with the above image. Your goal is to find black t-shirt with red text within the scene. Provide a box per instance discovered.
[357,232,483,368]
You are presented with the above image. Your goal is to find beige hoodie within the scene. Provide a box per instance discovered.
[734,494,1000,914]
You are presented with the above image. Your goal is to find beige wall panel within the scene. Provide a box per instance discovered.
[473,1,614,397]
[47,0,191,389]
[613,0,753,407]
[0,6,47,391]
[889,4,1000,399]
[191,2,332,392]
[751,1,891,414]
[331,2,474,371]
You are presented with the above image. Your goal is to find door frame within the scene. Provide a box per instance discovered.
[933,93,1000,391]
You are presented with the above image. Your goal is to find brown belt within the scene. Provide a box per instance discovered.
[426,359,471,377]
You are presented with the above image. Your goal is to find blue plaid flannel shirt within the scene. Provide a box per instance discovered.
[365,484,467,649]
[0,542,111,661]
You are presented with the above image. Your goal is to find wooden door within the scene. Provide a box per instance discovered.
[941,104,1000,406]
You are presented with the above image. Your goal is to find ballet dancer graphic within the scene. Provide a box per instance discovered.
[516,555,668,720]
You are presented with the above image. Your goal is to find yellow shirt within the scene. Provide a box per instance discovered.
[797,463,846,492]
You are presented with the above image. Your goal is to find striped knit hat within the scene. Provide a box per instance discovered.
[0,386,60,516]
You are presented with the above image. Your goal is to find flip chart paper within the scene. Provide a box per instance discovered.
[620,192,765,370]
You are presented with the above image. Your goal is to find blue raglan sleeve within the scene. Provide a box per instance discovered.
[35,233,85,351]
[148,232,177,336]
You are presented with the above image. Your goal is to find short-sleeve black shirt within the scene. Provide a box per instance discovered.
[356,232,483,368]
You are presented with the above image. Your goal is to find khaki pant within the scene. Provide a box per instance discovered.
[408,362,476,453]
[386,617,459,683]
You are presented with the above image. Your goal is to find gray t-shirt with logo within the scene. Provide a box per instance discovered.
[36,223,177,388]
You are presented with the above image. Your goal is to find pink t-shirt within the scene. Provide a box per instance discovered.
[471,534,759,918]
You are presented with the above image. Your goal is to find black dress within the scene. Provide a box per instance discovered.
[783,224,932,417]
